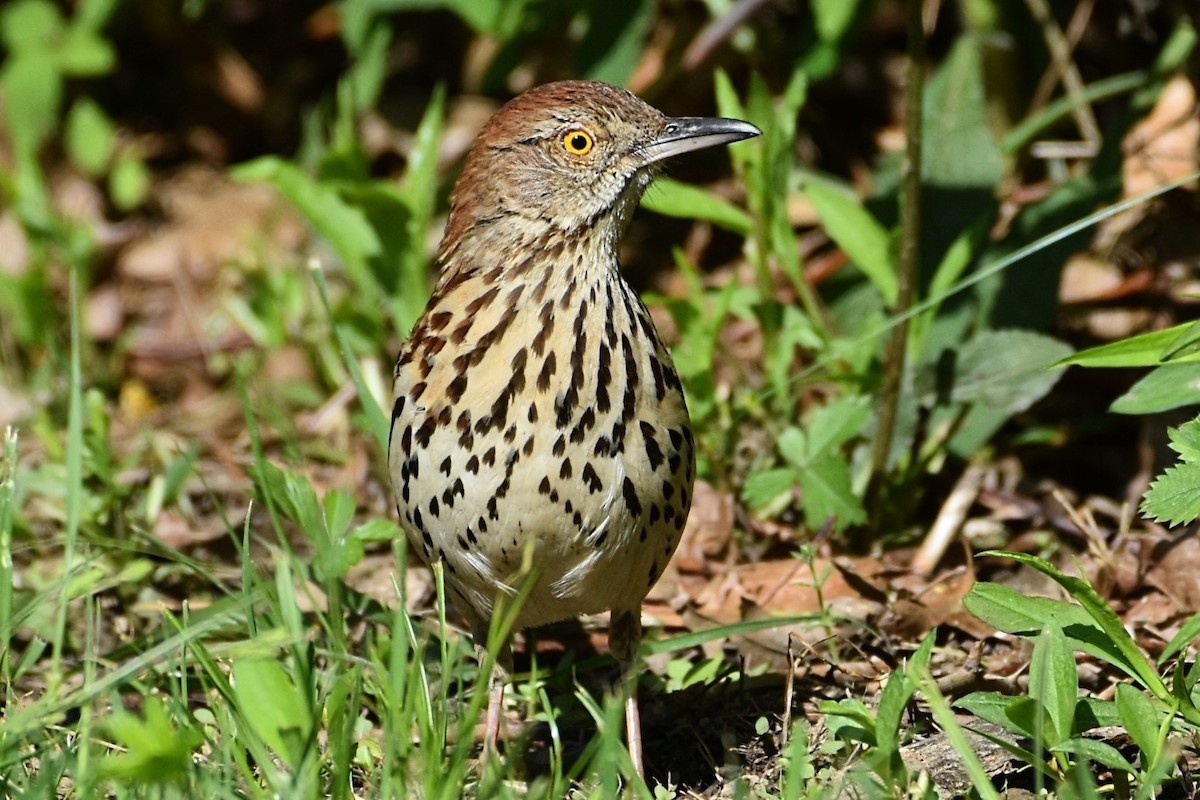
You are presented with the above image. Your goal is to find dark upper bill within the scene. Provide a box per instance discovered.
[635,116,762,166]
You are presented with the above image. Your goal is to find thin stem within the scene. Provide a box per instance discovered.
[866,0,924,529]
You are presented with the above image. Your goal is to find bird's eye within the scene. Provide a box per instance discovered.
[562,129,594,156]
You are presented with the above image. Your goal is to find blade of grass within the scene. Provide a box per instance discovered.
[51,263,86,684]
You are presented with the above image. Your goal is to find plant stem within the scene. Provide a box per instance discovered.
[866,0,924,530]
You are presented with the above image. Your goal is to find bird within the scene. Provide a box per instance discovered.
[388,79,759,774]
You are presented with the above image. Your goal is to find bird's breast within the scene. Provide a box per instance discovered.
[389,263,695,627]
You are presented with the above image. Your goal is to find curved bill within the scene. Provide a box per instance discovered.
[636,116,761,166]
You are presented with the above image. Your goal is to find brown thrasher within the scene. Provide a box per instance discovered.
[388,80,758,773]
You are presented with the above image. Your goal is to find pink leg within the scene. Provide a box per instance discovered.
[622,660,644,777]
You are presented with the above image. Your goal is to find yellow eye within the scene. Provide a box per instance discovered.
[562,129,594,155]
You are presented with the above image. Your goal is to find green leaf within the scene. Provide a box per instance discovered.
[741,467,798,516]
[0,52,62,156]
[955,691,1029,738]
[1140,462,1200,527]
[1052,738,1136,773]
[100,697,203,783]
[109,153,151,211]
[641,177,752,234]
[1110,363,1200,414]
[0,0,62,52]
[1167,418,1200,461]
[577,0,653,86]
[1028,623,1077,744]
[234,156,384,302]
[351,517,406,543]
[232,658,312,768]
[1161,318,1200,360]
[64,97,114,175]
[799,452,865,528]
[978,552,1170,701]
[921,35,1002,188]
[1059,322,1200,368]
[1159,607,1200,664]
[803,395,871,457]
[802,171,896,304]
[55,28,116,75]
[1115,683,1160,764]
[950,330,1073,412]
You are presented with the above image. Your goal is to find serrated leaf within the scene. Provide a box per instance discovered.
[1141,462,1200,527]
[741,467,798,516]
[1167,418,1200,461]
[951,330,1073,412]
[777,427,807,468]
[803,395,871,457]
[642,177,752,234]
[799,452,865,528]
[1110,363,1200,414]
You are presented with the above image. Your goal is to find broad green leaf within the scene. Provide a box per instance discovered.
[0,52,61,156]
[1052,738,1136,773]
[921,35,1001,189]
[1140,462,1200,527]
[978,552,1170,701]
[1059,323,1200,368]
[1162,318,1200,360]
[0,0,62,52]
[1028,623,1077,744]
[232,658,312,769]
[1110,363,1200,414]
[799,452,865,528]
[802,172,896,304]
[642,177,752,234]
[963,583,1094,635]
[956,691,1028,737]
[1115,683,1160,764]
[950,330,1073,412]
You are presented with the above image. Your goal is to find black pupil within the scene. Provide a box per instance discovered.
[570,134,588,150]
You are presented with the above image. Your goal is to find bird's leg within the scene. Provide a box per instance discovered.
[610,609,644,778]
[474,618,513,758]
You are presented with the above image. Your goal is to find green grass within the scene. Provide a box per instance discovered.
[3,1,1200,797]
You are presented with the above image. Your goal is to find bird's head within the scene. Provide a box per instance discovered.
[441,80,760,256]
